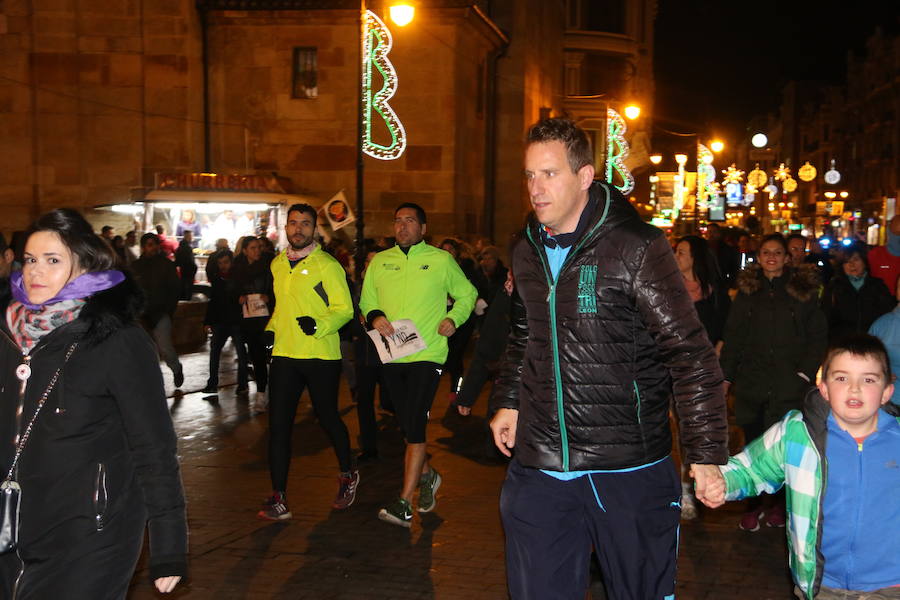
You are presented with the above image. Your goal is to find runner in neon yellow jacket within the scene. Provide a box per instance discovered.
[359,240,477,364]
[266,246,353,360]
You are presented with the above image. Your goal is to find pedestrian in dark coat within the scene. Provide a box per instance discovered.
[674,235,730,349]
[231,237,273,394]
[672,234,731,520]
[174,231,198,301]
[821,244,895,342]
[489,118,727,600]
[0,209,187,598]
[131,233,184,387]
[720,233,827,531]
[203,251,248,393]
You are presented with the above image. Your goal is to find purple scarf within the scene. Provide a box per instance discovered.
[10,269,125,310]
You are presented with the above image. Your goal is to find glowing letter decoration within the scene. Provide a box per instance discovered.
[362,10,407,160]
[606,108,634,195]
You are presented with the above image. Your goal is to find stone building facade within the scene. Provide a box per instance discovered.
[0,0,655,248]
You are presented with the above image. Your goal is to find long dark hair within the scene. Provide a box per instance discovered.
[676,235,721,299]
[27,208,117,273]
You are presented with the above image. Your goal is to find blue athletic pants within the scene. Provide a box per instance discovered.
[500,457,681,600]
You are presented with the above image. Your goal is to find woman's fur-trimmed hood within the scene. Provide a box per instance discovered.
[1,271,145,347]
[736,262,821,303]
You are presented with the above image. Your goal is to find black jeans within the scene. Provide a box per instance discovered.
[241,318,269,392]
[267,357,351,491]
[208,324,248,387]
[445,316,476,393]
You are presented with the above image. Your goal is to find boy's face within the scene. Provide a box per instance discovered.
[819,352,893,435]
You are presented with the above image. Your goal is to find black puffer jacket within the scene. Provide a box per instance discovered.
[821,273,895,342]
[491,182,728,471]
[720,263,828,427]
[0,275,187,598]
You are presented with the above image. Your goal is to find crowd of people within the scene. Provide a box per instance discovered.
[0,118,898,599]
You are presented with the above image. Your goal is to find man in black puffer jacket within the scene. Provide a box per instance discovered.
[490,118,728,600]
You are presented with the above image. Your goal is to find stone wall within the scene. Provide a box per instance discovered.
[206,7,503,242]
[0,0,205,238]
[492,0,566,252]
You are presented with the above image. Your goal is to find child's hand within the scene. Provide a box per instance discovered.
[690,464,726,508]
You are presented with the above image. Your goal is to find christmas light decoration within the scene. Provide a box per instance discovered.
[765,176,778,198]
[782,177,798,192]
[362,10,407,160]
[798,161,817,182]
[744,182,757,207]
[824,159,841,184]
[774,163,791,181]
[606,108,634,195]
[747,164,767,188]
[722,164,745,184]
[695,143,717,208]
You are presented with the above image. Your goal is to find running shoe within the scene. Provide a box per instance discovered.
[333,470,360,510]
[417,468,442,513]
[378,497,412,528]
[764,504,786,528]
[738,509,763,532]
[258,492,292,521]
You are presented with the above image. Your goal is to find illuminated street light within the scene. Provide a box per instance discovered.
[624,105,641,120]
[649,154,662,165]
[389,3,415,26]
[751,133,768,148]
[710,140,724,153]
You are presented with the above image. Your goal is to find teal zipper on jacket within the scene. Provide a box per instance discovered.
[523,187,611,471]
[633,380,642,424]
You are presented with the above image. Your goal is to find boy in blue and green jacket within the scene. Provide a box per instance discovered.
[705,334,900,599]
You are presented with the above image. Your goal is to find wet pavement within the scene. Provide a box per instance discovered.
[126,343,795,599]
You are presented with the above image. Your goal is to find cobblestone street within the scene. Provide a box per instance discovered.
[126,346,794,599]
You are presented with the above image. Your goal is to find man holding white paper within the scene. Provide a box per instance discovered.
[360,203,477,527]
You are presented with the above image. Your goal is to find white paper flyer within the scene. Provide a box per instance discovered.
[242,293,270,318]
[367,319,427,363]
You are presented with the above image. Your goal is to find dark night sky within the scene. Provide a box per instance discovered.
[653,0,900,144]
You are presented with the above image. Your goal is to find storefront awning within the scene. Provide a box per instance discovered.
[144,190,315,204]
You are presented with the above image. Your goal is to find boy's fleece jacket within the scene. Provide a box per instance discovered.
[722,390,900,598]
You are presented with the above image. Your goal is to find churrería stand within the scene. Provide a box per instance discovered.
[95,172,320,350]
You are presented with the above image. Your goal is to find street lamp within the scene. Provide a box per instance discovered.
[751,133,768,148]
[710,140,724,153]
[389,3,414,26]
[624,105,641,120]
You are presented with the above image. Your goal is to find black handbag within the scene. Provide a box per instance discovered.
[0,343,77,554]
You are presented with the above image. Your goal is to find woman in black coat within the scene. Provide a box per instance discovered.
[821,243,895,342]
[674,235,730,351]
[0,209,187,598]
[720,233,827,531]
[231,236,274,394]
